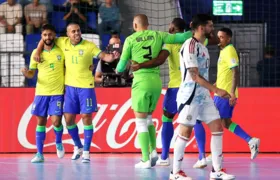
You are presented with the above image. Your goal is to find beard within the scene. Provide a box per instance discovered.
[43,39,54,46]
[205,32,211,39]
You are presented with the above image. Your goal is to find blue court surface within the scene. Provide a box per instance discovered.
[0,153,279,180]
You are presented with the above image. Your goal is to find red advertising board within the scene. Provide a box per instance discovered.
[0,88,279,153]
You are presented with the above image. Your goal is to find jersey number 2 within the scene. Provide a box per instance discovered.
[142,46,152,60]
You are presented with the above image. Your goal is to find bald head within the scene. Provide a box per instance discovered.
[133,14,149,31]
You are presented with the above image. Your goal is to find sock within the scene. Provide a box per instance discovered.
[36,125,46,154]
[147,115,156,152]
[84,125,94,152]
[194,120,206,160]
[211,132,223,172]
[135,118,150,162]
[67,124,83,148]
[229,122,252,142]
[161,115,174,160]
[173,134,188,174]
[53,125,63,144]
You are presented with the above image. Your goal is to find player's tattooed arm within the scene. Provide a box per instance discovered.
[231,67,239,95]
[131,50,169,71]
[188,67,230,98]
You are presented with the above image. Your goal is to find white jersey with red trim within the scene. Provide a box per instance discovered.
[176,37,211,106]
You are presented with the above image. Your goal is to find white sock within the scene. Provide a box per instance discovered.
[211,132,223,172]
[173,134,188,174]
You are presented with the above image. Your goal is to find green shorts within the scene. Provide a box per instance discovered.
[131,74,162,113]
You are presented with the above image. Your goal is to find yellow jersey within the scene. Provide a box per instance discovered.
[55,37,101,88]
[162,44,182,88]
[216,44,239,97]
[30,46,65,96]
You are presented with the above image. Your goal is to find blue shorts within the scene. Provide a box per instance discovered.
[64,85,98,114]
[31,95,64,117]
[214,96,237,119]
[163,88,179,115]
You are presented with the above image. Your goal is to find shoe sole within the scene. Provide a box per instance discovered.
[193,164,207,169]
[71,154,81,160]
[82,159,90,163]
[157,162,170,166]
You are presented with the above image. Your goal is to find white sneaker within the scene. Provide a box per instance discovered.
[71,146,83,160]
[169,170,192,180]
[150,150,158,167]
[81,151,90,163]
[249,137,260,160]
[206,154,212,163]
[56,143,65,159]
[156,156,170,166]
[135,160,151,169]
[31,152,44,163]
[193,158,207,169]
[210,169,235,180]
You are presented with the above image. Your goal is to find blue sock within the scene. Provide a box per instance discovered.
[67,124,83,148]
[194,120,206,160]
[161,115,174,160]
[84,125,94,151]
[229,122,252,142]
[54,125,63,144]
[36,125,46,154]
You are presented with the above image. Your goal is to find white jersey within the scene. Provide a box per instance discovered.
[176,37,211,107]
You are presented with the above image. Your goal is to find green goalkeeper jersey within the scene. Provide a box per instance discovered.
[116,30,192,76]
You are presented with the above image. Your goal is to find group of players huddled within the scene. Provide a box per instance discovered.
[21,13,260,180]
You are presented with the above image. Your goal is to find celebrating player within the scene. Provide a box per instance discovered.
[116,14,191,169]
[21,24,65,163]
[34,23,119,163]
[170,14,235,180]
[194,27,260,168]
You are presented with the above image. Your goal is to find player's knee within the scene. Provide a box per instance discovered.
[163,110,175,119]
[81,114,92,125]
[222,118,232,129]
[52,120,62,128]
[135,118,148,133]
[178,124,192,138]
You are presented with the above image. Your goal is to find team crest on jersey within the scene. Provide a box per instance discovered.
[57,55,61,61]
[187,115,192,121]
[79,50,84,55]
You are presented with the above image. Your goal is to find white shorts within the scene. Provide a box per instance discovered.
[177,98,220,126]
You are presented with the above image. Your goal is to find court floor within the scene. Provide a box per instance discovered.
[0,153,279,180]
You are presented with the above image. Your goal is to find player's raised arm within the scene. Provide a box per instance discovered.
[160,30,192,44]
[131,49,169,71]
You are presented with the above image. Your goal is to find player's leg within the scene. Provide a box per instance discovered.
[30,96,48,163]
[64,86,83,160]
[170,103,198,180]
[49,95,65,158]
[214,96,260,159]
[202,100,235,180]
[147,77,162,167]
[79,88,98,163]
[132,78,152,168]
[193,120,207,168]
[158,88,178,165]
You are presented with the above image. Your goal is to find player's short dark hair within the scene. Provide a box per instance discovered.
[191,14,212,30]
[41,24,56,33]
[219,27,233,37]
[172,18,186,32]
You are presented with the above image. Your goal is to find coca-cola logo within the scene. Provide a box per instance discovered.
[17,89,196,151]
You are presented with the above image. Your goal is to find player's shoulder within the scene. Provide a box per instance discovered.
[226,44,237,52]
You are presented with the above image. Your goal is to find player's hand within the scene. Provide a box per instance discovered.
[229,93,237,106]
[21,67,28,76]
[131,61,141,71]
[89,64,94,71]
[112,51,120,59]
[215,88,231,99]
[33,53,41,63]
